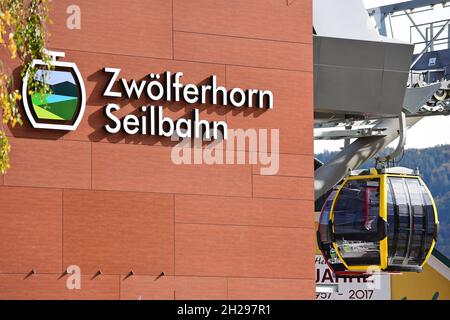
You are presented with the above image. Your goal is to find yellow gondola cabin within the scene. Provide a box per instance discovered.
[317,167,439,275]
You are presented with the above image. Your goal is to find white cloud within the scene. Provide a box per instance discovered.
[399,116,450,149]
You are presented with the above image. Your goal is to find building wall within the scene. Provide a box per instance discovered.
[391,257,450,300]
[0,0,314,299]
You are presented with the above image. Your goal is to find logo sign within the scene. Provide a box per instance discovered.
[21,50,274,137]
[22,50,86,131]
[428,57,437,67]
[315,255,391,300]
[101,69,274,141]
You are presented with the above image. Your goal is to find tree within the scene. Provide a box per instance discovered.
[0,0,51,173]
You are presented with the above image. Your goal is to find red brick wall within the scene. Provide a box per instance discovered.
[0,0,314,299]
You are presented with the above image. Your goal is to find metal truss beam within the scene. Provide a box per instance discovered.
[368,0,450,16]
[314,127,387,140]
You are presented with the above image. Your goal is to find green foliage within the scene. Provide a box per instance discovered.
[0,130,9,173]
[0,0,51,173]
[400,292,439,300]
[316,144,450,258]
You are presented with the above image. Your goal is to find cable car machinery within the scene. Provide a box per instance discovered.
[314,0,446,276]
[317,113,439,276]
[369,0,450,112]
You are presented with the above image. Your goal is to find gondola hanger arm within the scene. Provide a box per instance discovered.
[375,112,406,164]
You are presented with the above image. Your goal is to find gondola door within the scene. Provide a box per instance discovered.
[330,175,388,272]
[386,176,438,271]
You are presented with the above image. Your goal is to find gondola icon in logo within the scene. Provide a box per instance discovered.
[22,49,86,131]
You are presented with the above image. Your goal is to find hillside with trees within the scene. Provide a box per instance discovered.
[315,144,450,257]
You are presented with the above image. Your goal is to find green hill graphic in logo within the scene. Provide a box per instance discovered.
[32,70,80,121]
[22,50,86,131]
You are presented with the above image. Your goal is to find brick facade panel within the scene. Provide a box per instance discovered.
[0,274,119,300]
[63,189,174,275]
[175,194,313,228]
[92,143,253,197]
[48,0,173,59]
[174,31,312,71]
[175,223,314,278]
[173,0,312,44]
[4,138,91,189]
[0,187,62,273]
[121,275,228,300]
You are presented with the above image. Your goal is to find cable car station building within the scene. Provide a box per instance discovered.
[0,1,315,299]
[1,0,448,300]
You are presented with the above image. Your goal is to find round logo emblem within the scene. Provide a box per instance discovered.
[22,50,86,131]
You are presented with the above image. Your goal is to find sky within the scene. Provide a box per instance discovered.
[315,0,450,153]
[35,69,75,85]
